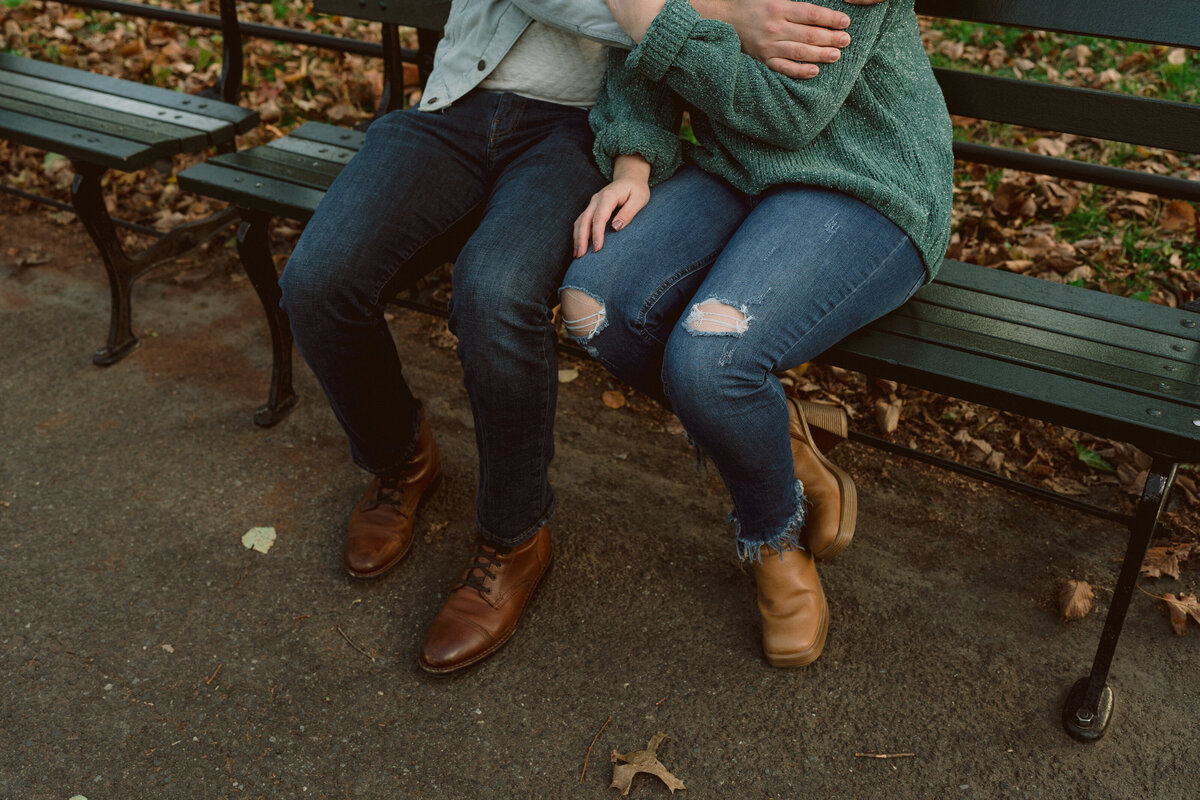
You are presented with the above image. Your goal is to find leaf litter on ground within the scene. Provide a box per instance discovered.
[610,732,685,796]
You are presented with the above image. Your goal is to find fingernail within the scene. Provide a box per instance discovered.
[829,49,841,62]
[808,65,819,77]
[839,33,850,46]
[613,219,624,230]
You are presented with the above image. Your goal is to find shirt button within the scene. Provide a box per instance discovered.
[426,97,438,104]
[477,60,487,71]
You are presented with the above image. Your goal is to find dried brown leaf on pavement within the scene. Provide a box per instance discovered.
[1164,593,1200,637]
[1140,543,1196,580]
[1059,580,1094,621]
[610,732,685,795]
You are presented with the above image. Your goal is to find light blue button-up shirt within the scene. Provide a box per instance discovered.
[420,0,634,112]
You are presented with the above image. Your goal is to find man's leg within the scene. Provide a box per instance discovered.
[418,95,606,673]
[279,97,494,577]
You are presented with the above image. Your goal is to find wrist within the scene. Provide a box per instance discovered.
[613,154,652,182]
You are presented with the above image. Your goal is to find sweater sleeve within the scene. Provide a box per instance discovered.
[589,48,684,187]
[628,0,891,151]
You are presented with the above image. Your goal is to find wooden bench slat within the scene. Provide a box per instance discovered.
[0,53,256,131]
[0,82,207,150]
[313,0,450,29]
[915,0,1200,49]
[176,161,327,220]
[911,285,1197,364]
[0,108,156,169]
[872,309,1198,401]
[936,70,1200,154]
[825,329,1200,460]
[209,148,343,190]
[935,261,1200,341]
[0,70,234,142]
[285,121,366,151]
[265,133,360,167]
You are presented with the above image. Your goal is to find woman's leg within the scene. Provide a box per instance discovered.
[560,166,751,405]
[660,186,927,558]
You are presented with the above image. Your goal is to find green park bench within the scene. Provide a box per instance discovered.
[175,0,1200,742]
[0,0,258,364]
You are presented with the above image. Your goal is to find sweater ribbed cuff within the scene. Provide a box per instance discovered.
[593,122,682,187]
[625,0,700,82]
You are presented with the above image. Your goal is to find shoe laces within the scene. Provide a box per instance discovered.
[454,541,507,597]
[361,473,410,512]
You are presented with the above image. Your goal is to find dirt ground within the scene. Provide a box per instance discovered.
[1,203,1198,799]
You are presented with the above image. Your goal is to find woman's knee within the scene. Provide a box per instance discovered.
[560,286,607,342]
[662,304,762,409]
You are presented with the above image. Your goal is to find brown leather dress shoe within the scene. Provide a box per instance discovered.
[418,526,552,674]
[787,397,857,561]
[343,407,442,578]
[755,546,828,668]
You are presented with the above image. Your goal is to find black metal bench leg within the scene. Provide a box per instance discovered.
[1062,454,1179,742]
[70,162,140,365]
[236,210,298,427]
[70,160,240,366]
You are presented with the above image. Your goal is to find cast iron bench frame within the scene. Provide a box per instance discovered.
[175,0,1199,742]
[0,0,260,364]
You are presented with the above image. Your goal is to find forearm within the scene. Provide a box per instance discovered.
[627,0,889,149]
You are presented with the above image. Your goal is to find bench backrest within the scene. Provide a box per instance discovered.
[915,0,1200,203]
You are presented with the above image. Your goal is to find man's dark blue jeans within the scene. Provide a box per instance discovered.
[279,91,605,546]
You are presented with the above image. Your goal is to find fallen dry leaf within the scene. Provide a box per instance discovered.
[1163,593,1200,637]
[1140,543,1195,580]
[602,390,626,410]
[874,399,902,434]
[241,526,276,554]
[558,368,580,383]
[1059,580,1094,621]
[1160,200,1197,233]
[611,732,685,796]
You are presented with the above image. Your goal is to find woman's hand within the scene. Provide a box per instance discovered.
[574,155,652,256]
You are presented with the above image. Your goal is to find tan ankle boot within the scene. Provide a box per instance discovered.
[755,546,828,667]
[787,398,856,561]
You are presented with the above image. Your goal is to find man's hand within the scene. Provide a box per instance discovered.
[713,0,889,79]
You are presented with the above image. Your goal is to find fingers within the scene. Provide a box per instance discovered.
[763,57,819,80]
[612,190,648,233]
[591,190,624,252]
[573,204,594,258]
[785,2,850,31]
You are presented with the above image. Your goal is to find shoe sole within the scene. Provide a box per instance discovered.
[764,591,829,668]
[788,398,857,562]
[417,551,553,674]
[344,470,444,579]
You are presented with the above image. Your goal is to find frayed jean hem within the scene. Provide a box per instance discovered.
[732,479,808,563]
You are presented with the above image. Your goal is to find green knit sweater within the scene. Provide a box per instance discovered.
[590,0,954,277]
